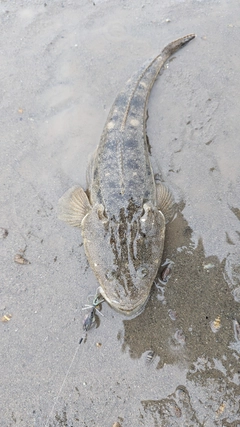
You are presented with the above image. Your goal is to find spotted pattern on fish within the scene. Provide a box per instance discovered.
[58,34,195,316]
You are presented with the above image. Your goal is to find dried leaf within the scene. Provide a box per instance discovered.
[83,309,95,331]
[14,254,30,265]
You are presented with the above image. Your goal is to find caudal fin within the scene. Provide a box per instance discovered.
[162,33,195,58]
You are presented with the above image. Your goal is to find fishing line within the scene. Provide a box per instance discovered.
[43,334,86,427]
[43,290,105,426]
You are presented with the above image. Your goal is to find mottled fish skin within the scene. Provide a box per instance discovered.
[58,34,195,316]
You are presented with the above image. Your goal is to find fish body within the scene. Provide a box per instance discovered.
[58,34,195,316]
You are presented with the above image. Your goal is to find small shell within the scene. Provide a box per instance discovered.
[168,309,177,321]
[216,402,225,416]
[14,254,30,265]
[1,314,12,322]
[160,262,173,283]
[146,350,155,364]
[203,263,215,270]
[96,342,102,348]
[210,316,221,333]
[112,423,121,427]
[174,329,185,345]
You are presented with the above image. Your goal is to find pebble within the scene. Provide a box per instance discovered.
[0,228,8,239]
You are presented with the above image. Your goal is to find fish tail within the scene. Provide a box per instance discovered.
[162,33,195,58]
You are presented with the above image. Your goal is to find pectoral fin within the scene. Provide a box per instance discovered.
[58,186,91,228]
[156,182,175,224]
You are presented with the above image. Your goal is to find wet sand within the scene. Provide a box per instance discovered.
[1,0,240,426]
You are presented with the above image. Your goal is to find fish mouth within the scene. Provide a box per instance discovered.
[115,302,147,317]
[99,287,149,317]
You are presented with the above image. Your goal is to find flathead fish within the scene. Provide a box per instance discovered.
[58,34,195,316]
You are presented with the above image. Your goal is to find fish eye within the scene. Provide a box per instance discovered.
[105,269,117,281]
[137,267,148,278]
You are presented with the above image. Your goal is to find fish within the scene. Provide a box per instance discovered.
[58,34,195,317]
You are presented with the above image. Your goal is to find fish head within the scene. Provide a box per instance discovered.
[82,202,165,316]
